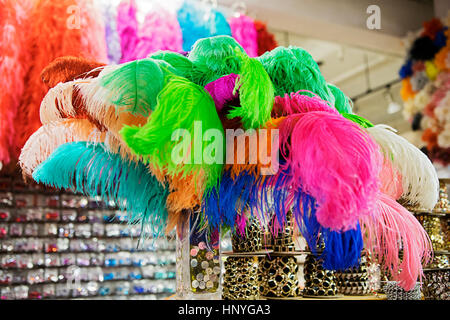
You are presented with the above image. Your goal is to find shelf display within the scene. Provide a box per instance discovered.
[384,281,421,300]
[0,174,176,300]
[222,256,259,300]
[259,212,300,299]
[222,215,265,300]
[7,17,441,299]
[259,255,300,298]
[335,255,371,296]
[231,217,263,253]
[302,254,338,298]
[422,268,449,300]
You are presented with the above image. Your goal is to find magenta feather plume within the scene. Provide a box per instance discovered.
[278,111,382,231]
[273,91,339,117]
[117,0,139,63]
[360,192,432,291]
[133,8,183,60]
[229,15,258,57]
[204,73,239,112]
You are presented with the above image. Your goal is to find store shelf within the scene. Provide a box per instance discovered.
[0,175,176,300]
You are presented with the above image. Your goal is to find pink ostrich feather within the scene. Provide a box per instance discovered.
[278,111,382,231]
[133,8,183,60]
[77,0,108,64]
[360,192,432,291]
[0,0,31,164]
[379,158,403,200]
[229,15,258,58]
[272,91,339,117]
[117,0,139,63]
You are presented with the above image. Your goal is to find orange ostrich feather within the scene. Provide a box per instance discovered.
[41,56,105,88]
[14,0,107,160]
[226,117,283,179]
[0,0,32,165]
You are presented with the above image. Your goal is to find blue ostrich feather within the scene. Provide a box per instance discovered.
[294,188,363,271]
[202,169,261,229]
[177,0,231,52]
[32,142,169,238]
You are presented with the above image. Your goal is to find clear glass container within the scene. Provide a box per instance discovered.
[176,211,221,299]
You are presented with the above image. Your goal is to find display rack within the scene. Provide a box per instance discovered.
[0,174,176,300]
[400,178,450,300]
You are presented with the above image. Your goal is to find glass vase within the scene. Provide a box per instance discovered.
[176,211,222,299]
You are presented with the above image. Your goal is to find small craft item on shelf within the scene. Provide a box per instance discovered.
[422,268,449,300]
[271,211,296,253]
[335,255,371,296]
[434,179,449,213]
[416,215,447,252]
[258,255,300,298]
[222,216,263,300]
[384,281,422,300]
[426,254,449,269]
[302,254,338,298]
[231,217,262,253]
[258,212,300,298]
[222,256,259,300]
[366,261,382,292]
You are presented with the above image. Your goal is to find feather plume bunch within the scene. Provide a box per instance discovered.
[117,0,139,63]
[188,35,245,86]
[297,195,364,271]
[254,20,278,56]
[367,124,439,209]
[177,0,231,53]
[0,0,31,164]
[13,0,107,164]
[133,7,183,59]
[327,83,353,114]
[258,46,335,104]
[19,119,104,178]
[76,58,172,118]
[120,75,225,193]
[274,97,382,231]
[360,192,432,291]
[229,15,258,57]
[17,35,439,287]
[99,0,121,64]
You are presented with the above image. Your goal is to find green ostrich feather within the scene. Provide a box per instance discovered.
[188,35,246,86]
[120,76,225,192]
[149,50,195,80]
[95,58,175,116]
[343,113,374,128]
[258,46,334,104]
[228,51,275,129]
[327,83,353,114]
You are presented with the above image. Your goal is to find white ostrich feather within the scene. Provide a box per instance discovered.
[367,124,439,209]
[19,119,104,178]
